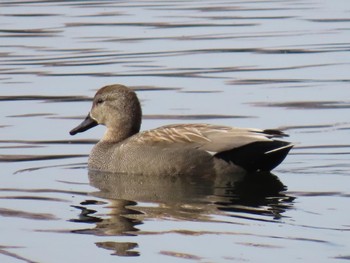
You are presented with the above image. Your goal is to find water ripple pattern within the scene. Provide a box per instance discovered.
[0,1,349,262]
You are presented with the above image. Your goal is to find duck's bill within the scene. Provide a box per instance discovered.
[70,114,98,135]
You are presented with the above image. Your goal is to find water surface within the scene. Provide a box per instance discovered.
[0,1,349,262]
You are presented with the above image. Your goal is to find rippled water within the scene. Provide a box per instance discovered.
[1,1,350,262]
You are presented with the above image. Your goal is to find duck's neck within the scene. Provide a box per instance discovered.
[101,127,138,143]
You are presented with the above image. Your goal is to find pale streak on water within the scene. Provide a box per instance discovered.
[0,1,350,262]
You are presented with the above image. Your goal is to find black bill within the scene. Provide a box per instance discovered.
[70,114,98,135]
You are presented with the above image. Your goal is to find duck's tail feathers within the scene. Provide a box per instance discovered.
[215,140,293,172]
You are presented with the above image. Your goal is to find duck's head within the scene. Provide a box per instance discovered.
[70,84,142,141]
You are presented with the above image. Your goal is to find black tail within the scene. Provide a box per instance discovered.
[215,140,293,172]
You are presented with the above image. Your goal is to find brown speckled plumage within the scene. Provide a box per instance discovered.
[70,84,293,175]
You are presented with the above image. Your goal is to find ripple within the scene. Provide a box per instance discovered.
[159,251,202,261]
[3,13,60,17]
[0,154,87,162]
[0,195,68,202]
[0,246,36,263]
[0,28,62,37]
[307,18,350,23]
[250,101,350,109]
[65,21,256,29]
[0,95,90,102]
[0,139,96,145]
[0,207,57,220]
[7,113,55,118]
[0,188,87,196]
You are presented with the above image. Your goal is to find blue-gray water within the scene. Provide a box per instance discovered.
[1,1,349,262]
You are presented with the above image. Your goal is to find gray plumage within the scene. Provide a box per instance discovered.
[70,84,293,175]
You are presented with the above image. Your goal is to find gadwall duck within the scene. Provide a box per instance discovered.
[70,84,293,175]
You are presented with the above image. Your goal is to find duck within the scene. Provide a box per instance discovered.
[70,84,293,175]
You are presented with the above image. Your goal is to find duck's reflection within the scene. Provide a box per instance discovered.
[71,171,294,256]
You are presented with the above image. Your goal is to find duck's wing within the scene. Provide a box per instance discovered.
[133,124,293,172]
[133,123,287,152]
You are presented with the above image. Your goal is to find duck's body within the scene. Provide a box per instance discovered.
[70,84,293,175]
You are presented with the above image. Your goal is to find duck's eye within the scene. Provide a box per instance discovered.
[96,98,104,105]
